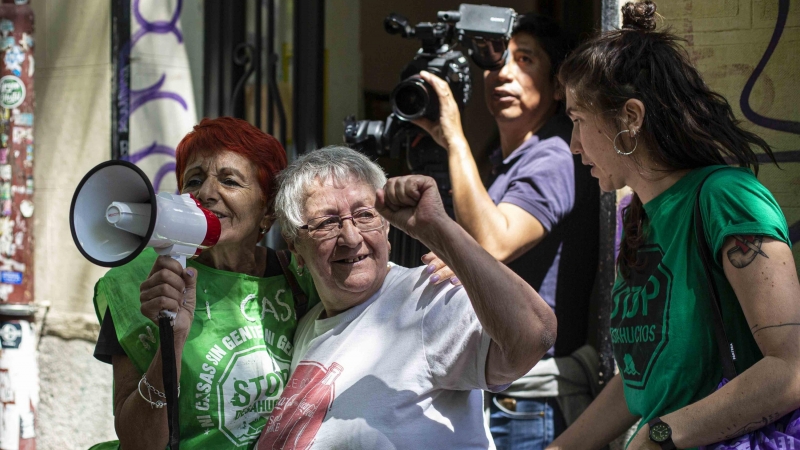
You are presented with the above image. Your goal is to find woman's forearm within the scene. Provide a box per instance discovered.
[378,175,556,382]
[665,238,800,447]
[115,335,186,450]
[548,374,638,450]
[665,355,800,448]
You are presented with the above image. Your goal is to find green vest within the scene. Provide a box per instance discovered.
[92,248,318,449]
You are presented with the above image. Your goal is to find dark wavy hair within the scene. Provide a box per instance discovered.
[557,0,776,278]
[512,13,573,78]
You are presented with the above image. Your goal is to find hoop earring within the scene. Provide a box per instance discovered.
[613,130,638,156]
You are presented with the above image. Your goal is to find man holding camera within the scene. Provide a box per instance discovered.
[414,14,600,450]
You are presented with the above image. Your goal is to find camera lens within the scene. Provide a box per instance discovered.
[394,83,427,118]
[391,76,435,121]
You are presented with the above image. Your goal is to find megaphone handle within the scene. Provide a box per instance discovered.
[161,253,185,448]
[157,253,187,325]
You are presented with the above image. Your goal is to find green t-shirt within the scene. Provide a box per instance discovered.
[92,248,319,449]
[611,166,790,431]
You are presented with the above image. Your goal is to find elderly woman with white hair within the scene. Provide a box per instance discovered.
[256,146,556,449]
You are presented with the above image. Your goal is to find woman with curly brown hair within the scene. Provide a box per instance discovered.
[547,2,800,449]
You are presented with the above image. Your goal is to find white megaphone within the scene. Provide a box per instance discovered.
[71,160,215,442]
[70,160,221,271]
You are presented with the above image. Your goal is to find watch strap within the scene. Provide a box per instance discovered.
[648,417,676,450]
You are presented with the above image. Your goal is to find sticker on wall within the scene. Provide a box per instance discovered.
[19,199,32,218]
[0,36,13,51]
[13,112,32,127]
[0,76,25,109]
[0,165,11,180]
[0,323,22,349]
[11,127,30,145]
[4,45,25,77]
[25,144,32,161]
[2,199,11,217]
[20,32,32,51]
[0,271,22,286]
[0,368,12,401]
[0,19,13,36]
[0,183,9,203]
[25,175,32,194]
[0,282,13,300]
[20,410,34,439]
[0,217,15,256]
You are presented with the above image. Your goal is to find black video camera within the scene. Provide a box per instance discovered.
[344,4,517,160]
[344,4,517,265]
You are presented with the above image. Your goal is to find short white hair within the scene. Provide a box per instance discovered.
[275,146,387,241]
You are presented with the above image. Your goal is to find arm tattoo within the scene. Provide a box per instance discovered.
[751,322,800,335]
[727,235,768,269]
[724,413,781,439]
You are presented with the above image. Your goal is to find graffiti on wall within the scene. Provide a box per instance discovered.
[738,0,800,244]
[115,0,196,193]
[740,0,800,137]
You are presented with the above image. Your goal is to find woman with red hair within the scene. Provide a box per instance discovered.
[91,117,318,450]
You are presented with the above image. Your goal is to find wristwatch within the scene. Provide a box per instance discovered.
[648,417,676,449]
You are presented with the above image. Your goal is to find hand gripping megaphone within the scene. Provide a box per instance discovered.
[70,159,221,270]
[70,159,220,448]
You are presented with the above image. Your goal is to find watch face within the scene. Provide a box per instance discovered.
[650,423,671,443]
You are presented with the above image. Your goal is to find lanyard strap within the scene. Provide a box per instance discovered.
[693,168,739,381]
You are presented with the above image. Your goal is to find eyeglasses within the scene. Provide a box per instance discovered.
[300,207,385,240]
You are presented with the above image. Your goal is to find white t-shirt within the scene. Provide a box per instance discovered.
[258,265,498,450]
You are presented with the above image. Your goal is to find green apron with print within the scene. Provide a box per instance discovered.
[92,248,318,449]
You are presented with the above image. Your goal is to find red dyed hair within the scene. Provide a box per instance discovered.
[175,117,287,207]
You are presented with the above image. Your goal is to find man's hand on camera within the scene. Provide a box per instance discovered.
[412,71,469,153]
